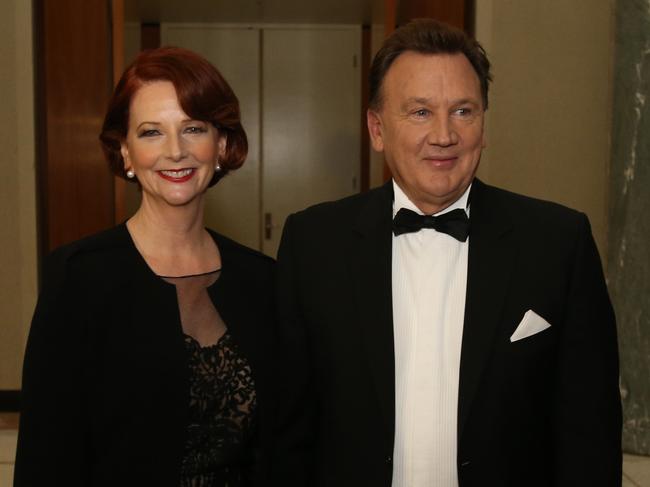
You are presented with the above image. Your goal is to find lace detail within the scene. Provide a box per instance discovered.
[180,333,257,487]
[159,271,257,487]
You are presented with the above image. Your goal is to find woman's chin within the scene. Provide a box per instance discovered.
[146,192,203,210]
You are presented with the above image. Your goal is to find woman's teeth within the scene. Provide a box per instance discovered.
[161,169,193,177]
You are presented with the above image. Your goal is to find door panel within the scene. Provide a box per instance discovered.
[262,27,361,256]
[37,0,115,252]
[160,24,361,256]
[162,25,262,250]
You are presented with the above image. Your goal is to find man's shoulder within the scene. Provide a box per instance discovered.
[289,184,391,227]
[477,180,586,227]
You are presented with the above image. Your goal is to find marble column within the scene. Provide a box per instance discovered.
[609,0,650,455]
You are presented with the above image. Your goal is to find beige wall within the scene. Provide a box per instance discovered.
[0,0,37,390]
[369,0,387,188]
[0,1,615,387]
[367,1,613,258]
[475,0,613,257]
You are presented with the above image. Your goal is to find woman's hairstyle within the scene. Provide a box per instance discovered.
[369,19,492,110]
[99,46,248,186]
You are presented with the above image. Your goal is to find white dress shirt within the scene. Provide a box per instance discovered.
[391,180,471,487]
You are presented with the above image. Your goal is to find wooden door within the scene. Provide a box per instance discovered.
[261,26,361,256]
[35,0,115,253]
[161,24,361,256]
[162,24,262,250]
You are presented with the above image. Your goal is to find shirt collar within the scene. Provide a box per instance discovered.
[392,179,472,218]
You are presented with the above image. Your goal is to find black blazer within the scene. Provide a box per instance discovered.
[273,179,621,487]
[14,224,276,486]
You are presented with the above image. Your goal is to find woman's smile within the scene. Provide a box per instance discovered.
[158,168,196,182]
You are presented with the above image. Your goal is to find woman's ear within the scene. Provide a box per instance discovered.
[120,141,131,172]
[217,133,227,158]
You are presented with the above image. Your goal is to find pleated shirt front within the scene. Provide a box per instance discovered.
[391,180,470,487]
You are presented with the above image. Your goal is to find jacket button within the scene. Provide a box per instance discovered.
[386,456,392,464]
[460,460,470,468]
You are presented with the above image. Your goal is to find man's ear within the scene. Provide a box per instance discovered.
[367,109,385,153]
[481,113,487,148]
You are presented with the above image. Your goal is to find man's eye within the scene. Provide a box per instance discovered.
[454,107,472,116]
[413,109,430,117]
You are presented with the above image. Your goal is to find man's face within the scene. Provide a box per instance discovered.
[368,51,485,214]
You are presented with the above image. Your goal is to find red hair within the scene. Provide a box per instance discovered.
[99,46,247,186]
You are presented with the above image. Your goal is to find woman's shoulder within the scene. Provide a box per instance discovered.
[207,228,275,270]
[44,224,134,282]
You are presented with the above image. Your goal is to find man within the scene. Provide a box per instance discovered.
[273,19,621,487]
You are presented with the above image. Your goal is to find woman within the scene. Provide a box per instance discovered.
[14,47,276,486]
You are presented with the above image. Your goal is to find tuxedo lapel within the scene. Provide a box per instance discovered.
[350,182,395,445]
[346,180,517,445]
[458,179,518,439]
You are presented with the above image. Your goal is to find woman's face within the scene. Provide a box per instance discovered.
[120,80,226,209]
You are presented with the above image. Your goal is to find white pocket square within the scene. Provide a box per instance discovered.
[510,310,551,342]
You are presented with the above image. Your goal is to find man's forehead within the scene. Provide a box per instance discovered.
[388,50,475,75]
[383,52,481,96]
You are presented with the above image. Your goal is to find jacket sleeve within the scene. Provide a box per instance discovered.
[269,213,316,486]
[553,213,622,486]
[14,250,90,486]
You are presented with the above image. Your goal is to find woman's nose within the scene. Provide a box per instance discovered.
[166,133,187,161]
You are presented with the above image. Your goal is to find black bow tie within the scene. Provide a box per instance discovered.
[392,207,470,241]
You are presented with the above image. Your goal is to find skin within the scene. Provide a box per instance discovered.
[120,80,227,277]
[367,51,486,214]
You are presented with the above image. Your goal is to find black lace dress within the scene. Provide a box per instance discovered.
[162,271,257,487]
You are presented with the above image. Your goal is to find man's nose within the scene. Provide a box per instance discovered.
[166,133,187,161]
[427,115,458,146]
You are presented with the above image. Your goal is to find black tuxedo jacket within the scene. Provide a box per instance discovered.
[273,179,621,487]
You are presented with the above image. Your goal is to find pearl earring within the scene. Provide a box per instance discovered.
[126,169,135,179]
[215,161,222,172]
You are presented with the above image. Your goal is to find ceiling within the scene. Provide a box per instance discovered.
[124,0,377,25]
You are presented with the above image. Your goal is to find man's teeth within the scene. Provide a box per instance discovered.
[161,169,193,177]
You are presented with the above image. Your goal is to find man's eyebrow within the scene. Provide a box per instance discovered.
[452,97,481,106]
[402,96,481,106]
[403,97,431,105]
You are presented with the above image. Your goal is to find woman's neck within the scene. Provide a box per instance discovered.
[127,198,221,277]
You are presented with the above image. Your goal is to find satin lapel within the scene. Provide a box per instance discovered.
[350,182,395,444]
[458,180,517,439]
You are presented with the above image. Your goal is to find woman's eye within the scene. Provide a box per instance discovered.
[138,129,160,137]
[185,125,207,134]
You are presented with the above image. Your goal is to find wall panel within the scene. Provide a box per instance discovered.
[609,0,650,456]
[38,0,115,252]
[0,0,37,392]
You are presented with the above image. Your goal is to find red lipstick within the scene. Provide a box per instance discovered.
[157,168,195,183]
